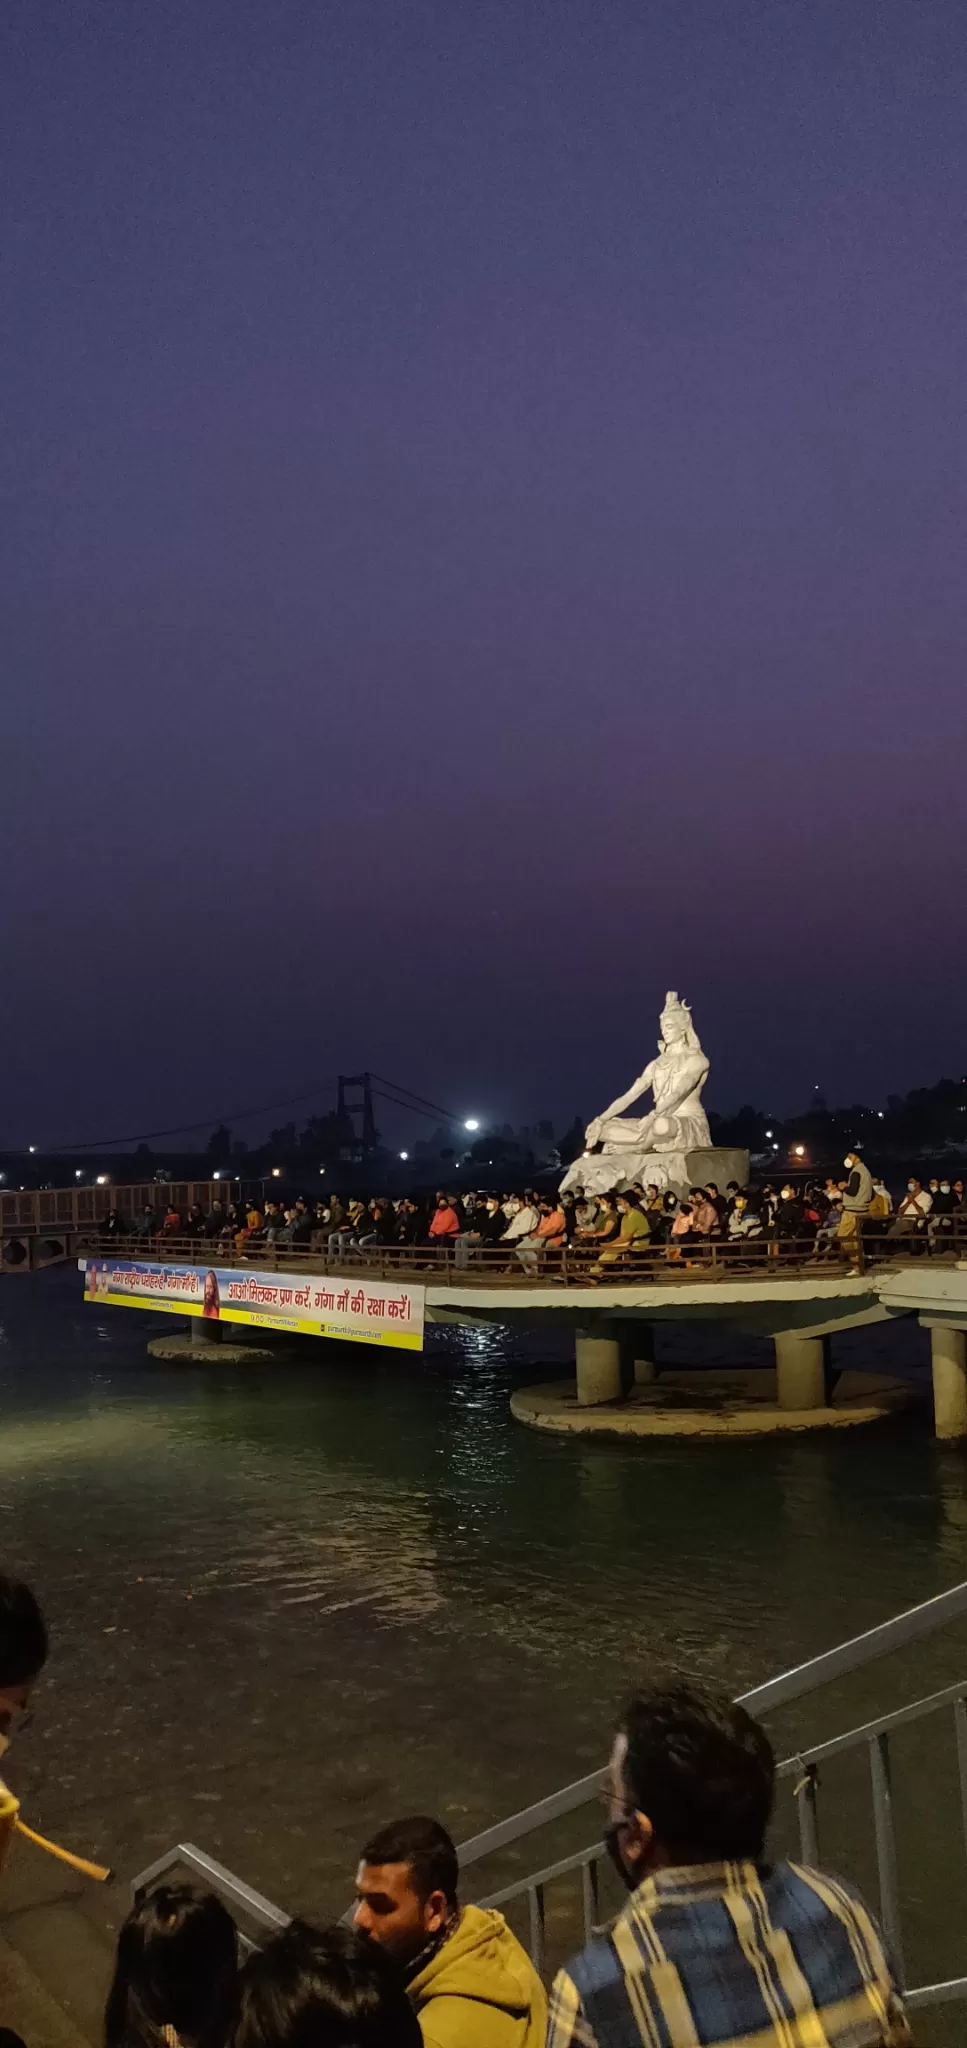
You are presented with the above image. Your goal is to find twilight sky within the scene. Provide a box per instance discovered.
[2,0,965,1150]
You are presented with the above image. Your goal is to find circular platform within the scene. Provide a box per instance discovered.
[511,1368,915,1439]
[146,1334,278,1363]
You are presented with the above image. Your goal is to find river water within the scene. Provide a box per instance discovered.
[3,1270,967,2038]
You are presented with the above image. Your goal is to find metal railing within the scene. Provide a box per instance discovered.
[131,1842,290,1953]
[129,1579,967,2010]
[474,1679,967,2004]
[77,1225,967,1291]
[1,1181,240,1235]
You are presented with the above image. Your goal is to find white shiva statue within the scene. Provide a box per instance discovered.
[562,991,713,1198]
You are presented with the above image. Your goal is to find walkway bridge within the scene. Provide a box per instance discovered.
[129,1581,967,2023]
[79,1227,967,1436]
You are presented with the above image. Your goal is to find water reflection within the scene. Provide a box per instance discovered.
[0,1270,962,1935]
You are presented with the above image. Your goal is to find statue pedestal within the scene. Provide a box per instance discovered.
[562,1146,749,1200]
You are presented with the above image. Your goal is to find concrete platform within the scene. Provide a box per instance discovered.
[511,1369,916,1440]
[146,1333,278,1362]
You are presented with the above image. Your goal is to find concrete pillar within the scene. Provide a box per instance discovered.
[775,1331,825,1411]
[189,1316,223,1350]
[931,1326,967,1442]
[575,1326,625,1406]
[629,1322,657,1385]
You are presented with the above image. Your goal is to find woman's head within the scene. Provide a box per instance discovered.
[236,1921,421,2048]
[105,1886,238,2048]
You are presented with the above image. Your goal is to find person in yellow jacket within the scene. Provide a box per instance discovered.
[353,1815,547,2048]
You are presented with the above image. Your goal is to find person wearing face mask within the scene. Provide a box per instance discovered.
[889,1178,932,1240]
[928,1176,957,1248]
[500,1196,540,1245]
[772,1184,803,1244]
[868,1178,893,1221]
[547,1686,909,2048]
[836,1150,873,1271]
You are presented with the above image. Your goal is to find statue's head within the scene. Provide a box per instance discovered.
[659,991,702,1052]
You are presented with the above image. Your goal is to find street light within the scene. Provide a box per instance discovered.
[399,1150,409,1161]
[96,1176,108,1186]
[74,1169,83,1179]
[271,1167,282,1178]
[765,1129,773,1139]
[464,1118,480,1132]
[793,1144,805,1158]
[28,1146,36,1155]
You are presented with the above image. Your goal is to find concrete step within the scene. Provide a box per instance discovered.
[0,1928,93,2048]
[0,1837,119,2047]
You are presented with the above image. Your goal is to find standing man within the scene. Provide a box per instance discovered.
[353,1815,546,2048]
[838,1148,873,1270]
[549,1685,908,2048]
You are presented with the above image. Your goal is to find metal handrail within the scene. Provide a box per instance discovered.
[475,1674,967,2006]
[131,1841,291,1942]
[127,1585,967,2012]
[77,1227,967,1291]
[455,1579,967,1867]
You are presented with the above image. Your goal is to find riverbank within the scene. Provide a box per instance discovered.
[1,1269,966,2034]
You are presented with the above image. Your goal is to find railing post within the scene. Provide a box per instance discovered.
[528,1883,545,1976]
[869,1733,904,1983]
[795,1764,820,1865]
[953,1698,967,1865]
[581,1857,599,1942]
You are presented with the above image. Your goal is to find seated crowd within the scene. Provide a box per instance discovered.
[0,1573,909,2048]
[105,1168,967,1274]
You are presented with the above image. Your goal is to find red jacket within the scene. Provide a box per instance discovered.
[429,1205,461,1238]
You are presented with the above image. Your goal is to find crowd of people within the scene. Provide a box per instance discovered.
[0,1572,910,2048]
[102,1160,967,1276]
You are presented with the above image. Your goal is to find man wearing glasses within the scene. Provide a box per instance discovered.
[548,1685,909,2048]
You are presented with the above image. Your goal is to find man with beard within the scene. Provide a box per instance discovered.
[353,1816,545,2048]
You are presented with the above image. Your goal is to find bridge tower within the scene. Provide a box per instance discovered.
[336,1073,378,1163]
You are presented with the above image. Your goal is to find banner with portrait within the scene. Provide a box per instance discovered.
[82,1258,425,1350]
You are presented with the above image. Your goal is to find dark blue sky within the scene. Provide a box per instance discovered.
[2,0,964,1149]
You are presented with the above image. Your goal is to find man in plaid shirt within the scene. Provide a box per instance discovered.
[547,1686,909,2048]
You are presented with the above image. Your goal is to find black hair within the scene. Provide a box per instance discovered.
[104,1886,238,2048]
[618,1684,774,1863]
[358,1816,458,1910]
[236,1921,421,2048]
[0,1578,48,1689]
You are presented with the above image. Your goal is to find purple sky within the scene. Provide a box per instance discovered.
[2,0,965,1150]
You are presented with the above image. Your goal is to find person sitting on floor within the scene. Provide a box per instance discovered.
[727,1191,762,1240]
[517,1198,567,1277]
[236,1921,420,2048]
[688,1187,720,1237]
[427,1196,461,1249]
[353,1815,546,2048]
[105,1884,239,2048]
[589,1193,650,1278]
